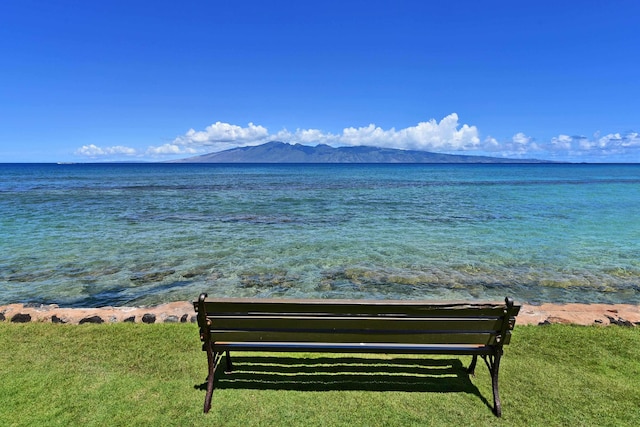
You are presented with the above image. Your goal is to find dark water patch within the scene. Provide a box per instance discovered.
[220,215,300,225]
[130,269,176,283]
[181,268,211,279]
[119,212,218,224]
[420,178,640,188]
[64,280,195,307]
[602,266,640,278]
[118,184,220,191]
[319,266,496,289]
[73,266,122,284]
[25,183,230,193]
[58,265,98,279]
[120,280,195,305]
[75,286,134,307]
[238,271,299,290]
[450,263,495,275]
[220,213,350,226]
[118,211,338,226]
[315,265,640,304]
[9,176,640,196]
[5,270,57,283]
[178,262,224,280]
[318,267,449,296]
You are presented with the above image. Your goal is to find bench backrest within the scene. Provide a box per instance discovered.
[195,295,520,347]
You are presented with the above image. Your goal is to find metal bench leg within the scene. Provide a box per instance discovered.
[225,350,234,373]
[204,346,222,413]
[482,352,503,417]
[467,355,478,376]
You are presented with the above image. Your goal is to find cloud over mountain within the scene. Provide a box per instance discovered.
[168,113,480,153]
[73,114,640,162]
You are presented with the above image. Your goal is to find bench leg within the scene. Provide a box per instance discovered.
[482,352,503,417]
[203,349,233,412]
[225,350,234,373]
[204,345,222,413]
[467,355,478,376]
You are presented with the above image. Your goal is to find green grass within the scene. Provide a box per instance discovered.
[1,323,639,426]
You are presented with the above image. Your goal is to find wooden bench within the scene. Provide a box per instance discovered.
[194,293,520,416]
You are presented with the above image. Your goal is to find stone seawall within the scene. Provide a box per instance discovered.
[1,301,639,326]
[0,302,196,325]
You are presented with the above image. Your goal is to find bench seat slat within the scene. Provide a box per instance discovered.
[199,303,516,318]
[212,342,496,355]
[207,316,507,332]
[210,330,500,345]
[196,299,520,318]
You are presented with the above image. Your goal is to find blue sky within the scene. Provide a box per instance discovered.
[1,0,639,163]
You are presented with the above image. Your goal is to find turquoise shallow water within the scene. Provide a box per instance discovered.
[1,163,639,307]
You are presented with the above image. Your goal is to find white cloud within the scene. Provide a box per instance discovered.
[512,132,532,145]
[75,144,137,157]
[74,122,270,159]
[483,136,500,148]
[73,115,639,162]
[149,114,481,156]
[145,144,199,156]
[470,132,540,158]
[262,114,481,151]
[173,122,269,148]
[340,124,391,147]
[273,128,338,145]
[528,132,640,161]
[336,114,481,151]
[599,132,640,148]
[551,134,573,150]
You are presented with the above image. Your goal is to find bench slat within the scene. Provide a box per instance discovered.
[198,301,518,318]
[209,330,501,345]
[207,316,508,332]
[212,342,496,355]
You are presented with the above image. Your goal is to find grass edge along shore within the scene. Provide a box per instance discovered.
[1,322,639,426]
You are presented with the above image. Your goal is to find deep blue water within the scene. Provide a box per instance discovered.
[1,163,639,307]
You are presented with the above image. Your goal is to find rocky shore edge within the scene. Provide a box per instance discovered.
[1,301,639,327]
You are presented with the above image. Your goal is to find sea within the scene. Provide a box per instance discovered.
[1,163,639,307]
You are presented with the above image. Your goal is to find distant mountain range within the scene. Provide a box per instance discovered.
[170,141,553,163]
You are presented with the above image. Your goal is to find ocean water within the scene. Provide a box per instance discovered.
[1,163,639,307]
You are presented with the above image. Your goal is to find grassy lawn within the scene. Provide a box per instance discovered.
[1,322,639,426]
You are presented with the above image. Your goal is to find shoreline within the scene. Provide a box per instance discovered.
[1,301,639,326]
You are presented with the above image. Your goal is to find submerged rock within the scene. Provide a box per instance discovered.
[130,270,176,283]
[23,303,44,308]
